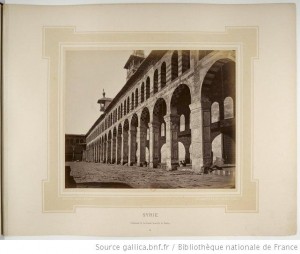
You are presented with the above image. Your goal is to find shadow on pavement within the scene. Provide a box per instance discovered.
[65,166,133,188]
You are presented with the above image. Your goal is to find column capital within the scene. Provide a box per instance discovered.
[148,121,160,128]
[189,101,202,112]
[129,125,137,132]
[164,114,180,123]
[138,125,148,132]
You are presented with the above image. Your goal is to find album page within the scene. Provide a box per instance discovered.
[2,3,296,236]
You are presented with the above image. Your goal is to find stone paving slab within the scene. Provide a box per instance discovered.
[67,162,235,189]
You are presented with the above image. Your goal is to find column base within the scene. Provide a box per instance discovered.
[137,162,143,167]
[149,162,158,168]
[192,158,204,173]
[166,162,178,171]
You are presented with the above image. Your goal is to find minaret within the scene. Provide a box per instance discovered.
[124,50,145,80]
[97,89,112,112]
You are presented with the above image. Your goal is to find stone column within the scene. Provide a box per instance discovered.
[128,128,137,166]
[96,144,98,162]
[117,134,122,164]
[107,140,111,163]
[93,145,95,162]
[94,143,98,162]
[110,138,114,164]
[148,121,160,168]
[122,132,128,165]
[103,142,106,162]
[112,137,116,164]
[96,145,98,162]
[98,143,101,162]
[92,147,94,162]
[91,146,92,162]
[164,114,180,170]
[189,101,208,172]
[137,126,147,167]
[100,144,102,163]
[104,141,107,163]
[202,105,212,167]
[92,146,95,162]
[178,51,183,75]
[115,135,118,164]
[99,144,101,162]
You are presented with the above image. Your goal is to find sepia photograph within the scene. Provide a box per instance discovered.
[65,49,236,189]
[2,1,296,238]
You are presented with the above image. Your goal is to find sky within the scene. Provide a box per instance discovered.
[65,50,133,134]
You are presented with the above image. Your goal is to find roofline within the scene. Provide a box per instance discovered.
[65,134,86,137]
[86,50,168,138]
[97,98,112,103]
[85,113,105,137]
[105,50,167,112]
[124,54,145,69]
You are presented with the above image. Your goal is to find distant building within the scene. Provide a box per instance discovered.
[84,50,236,171]
[65,134,86,161]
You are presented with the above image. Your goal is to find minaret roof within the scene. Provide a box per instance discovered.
[97,89,112,103]
[124,54,145,69]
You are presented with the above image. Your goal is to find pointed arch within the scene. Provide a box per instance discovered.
[171,50,178,80]
[146,77,150,99]
[161,62,166,89]
[120,103,123,118]
[181,50,190,73]
[135,88,138,107]
[127,97,130,113]
[131,92,134,110]
[141,82,145,103]
[153,69,158,94]
[124,100,127,116]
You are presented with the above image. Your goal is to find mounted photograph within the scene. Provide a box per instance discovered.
[65,49,236,189]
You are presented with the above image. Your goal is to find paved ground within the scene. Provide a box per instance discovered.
[66,162,235,189]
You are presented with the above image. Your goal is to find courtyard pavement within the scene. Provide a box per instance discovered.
[66,161,235,189]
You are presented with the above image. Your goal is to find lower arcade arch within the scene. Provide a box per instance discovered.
[169,84,191,168]
[116,124,122,164]
[103,134,107,163]
[107,131,112,163]
[129,114,138,165]
[201,59,236,166]
[160,142,186,165]
[122,119,129,164]
[138,107,150,166]
[112,127,117,163]
[152,98,167,167]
